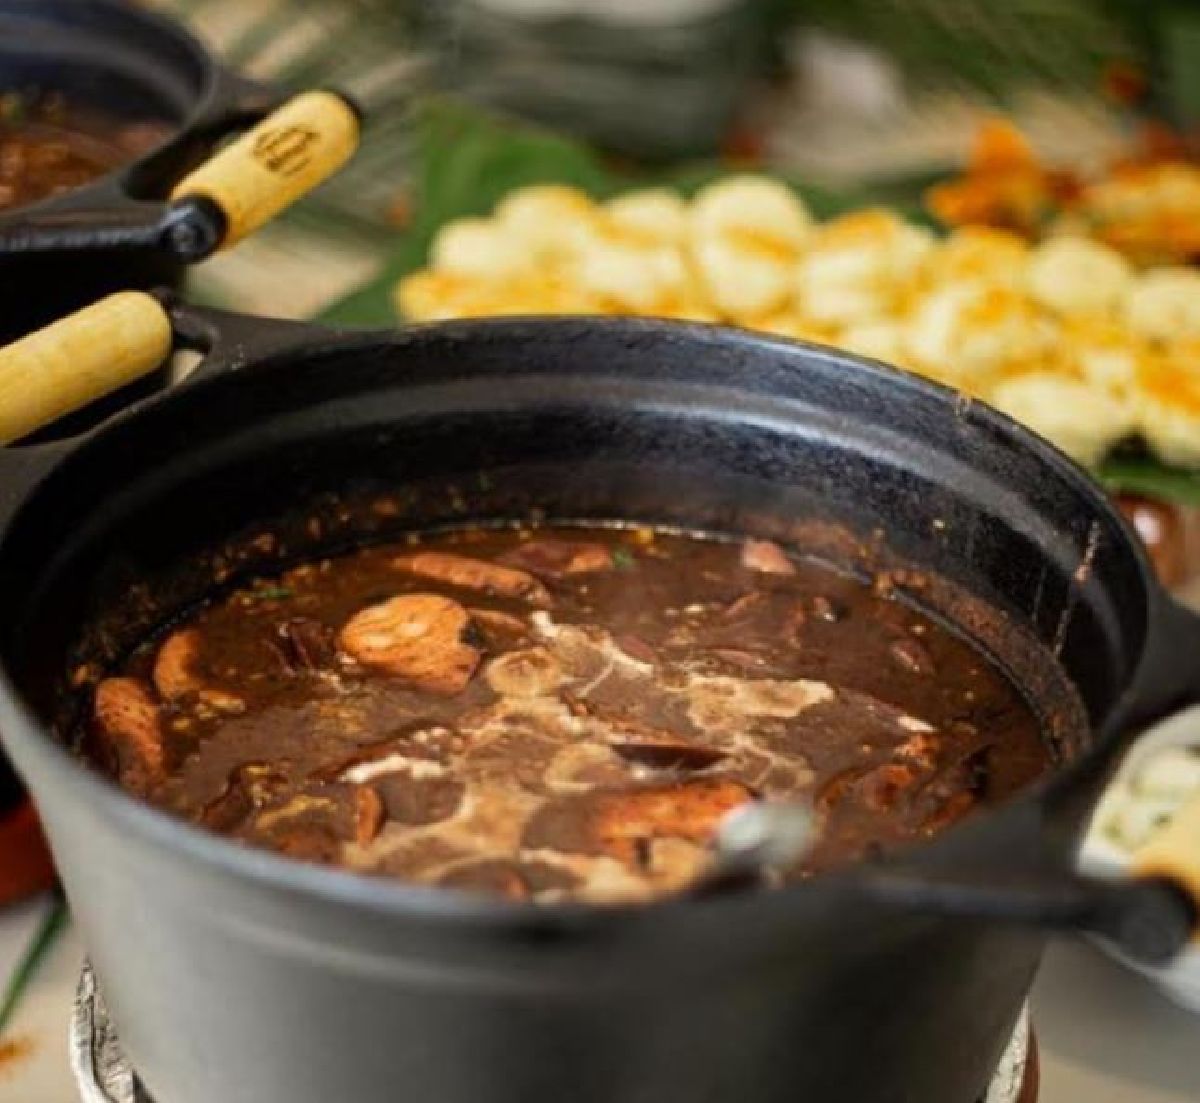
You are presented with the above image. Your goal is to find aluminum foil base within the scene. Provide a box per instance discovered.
[71,963,1033,1103]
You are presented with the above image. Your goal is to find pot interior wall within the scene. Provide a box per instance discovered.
[0,2,205,131]
[0,322,1145,765]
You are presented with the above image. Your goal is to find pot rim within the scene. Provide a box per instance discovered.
[0,314,1168,931]
[0,0,240,220]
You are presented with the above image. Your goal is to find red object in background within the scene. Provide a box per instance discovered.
[0,801,57,905]
[1114,495,1200,591]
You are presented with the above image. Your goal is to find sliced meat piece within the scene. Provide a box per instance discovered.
[201,763,291,832]
[646,837,710,887]
[741,539,796,576]
[93,678,165,793]
[525,778,753,864]
[722,591,770,621]
[484,647,564,698]
[395,552,551,605]
[497,539,614,578]
[438,858,581,901]
[339,594,481,694]
[605,720,726,772]
[251,793,349,863]
[615,634,658,665]
[374,774,465,826]
[255,793,337,832]
[277,618,336,672]
[859,762,924,813]
[272,824,341,864]
[153,628,245,712]
[593,779,753,862]
[200,783,253,833]
[440,858,530,901]
[354,785,386,846]
[469,608,530,650]
[153,629,201,699]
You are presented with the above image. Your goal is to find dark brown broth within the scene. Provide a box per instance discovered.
[0,93,167,211]
[87,526,1051,903]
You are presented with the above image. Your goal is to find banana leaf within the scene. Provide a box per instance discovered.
[1101,456,1200,505]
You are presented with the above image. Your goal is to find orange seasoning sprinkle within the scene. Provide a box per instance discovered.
[0,1036,34,1076]
[1141,361,1200,416]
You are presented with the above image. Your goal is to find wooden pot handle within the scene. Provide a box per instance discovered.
[1135,790,1200,939]
[170,90,359,250]
[0,292,172,445]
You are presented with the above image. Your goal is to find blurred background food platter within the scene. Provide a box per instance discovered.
[150,0,1199,594]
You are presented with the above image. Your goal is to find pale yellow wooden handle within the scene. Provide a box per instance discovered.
[0,293,172,444]
[1135,790,1200,940]
[170,91,359,249]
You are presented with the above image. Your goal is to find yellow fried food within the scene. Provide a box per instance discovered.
[394,178,1200,472]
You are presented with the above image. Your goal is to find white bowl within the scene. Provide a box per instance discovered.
[1079,705,1200,1013]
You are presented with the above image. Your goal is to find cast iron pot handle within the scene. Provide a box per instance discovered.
[0,291,330,446]
[846,597,1200,968]
[1128,596,1200,727]
[0,88,361,263]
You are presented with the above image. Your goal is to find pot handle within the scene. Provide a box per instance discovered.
[1126,597,1200,728]
[851,865,1196,968]
[0,293,173,445]
[0,90,360,263]
[0,291,340,445]
[166,90,361,259]
[867,600,1200,960]
[706,803,1199,968]
[1133,791,1200,941]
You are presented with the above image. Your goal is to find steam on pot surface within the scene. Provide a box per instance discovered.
[81,524,1052,905]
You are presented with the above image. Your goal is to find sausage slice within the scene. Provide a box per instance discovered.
[340,593,481,694]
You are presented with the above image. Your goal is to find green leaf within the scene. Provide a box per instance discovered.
[1099,457,1200,506]
[612,547,636,571]
[249,586,295,602]
[0,896,68,1038]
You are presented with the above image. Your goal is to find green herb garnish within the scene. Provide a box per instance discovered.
[612,547,636,570]
[253,586,295,602]
[0,895,68,1038]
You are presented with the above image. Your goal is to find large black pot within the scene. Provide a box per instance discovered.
[0,305,1198,1103]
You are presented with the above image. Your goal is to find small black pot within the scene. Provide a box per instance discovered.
[0,307,1198,1103]
[0,0,281,426]
[0,3,365,822]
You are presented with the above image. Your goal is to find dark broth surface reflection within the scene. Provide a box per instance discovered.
[88,526,1050,903]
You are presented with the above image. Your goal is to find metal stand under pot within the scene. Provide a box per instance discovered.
[70,965,1039,1103]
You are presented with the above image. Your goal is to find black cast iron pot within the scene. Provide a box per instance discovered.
[0,301,1198,1103]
